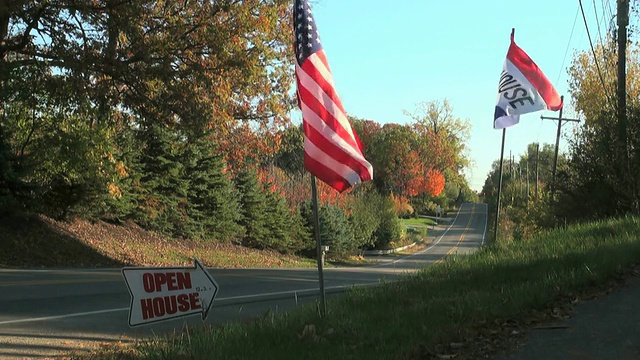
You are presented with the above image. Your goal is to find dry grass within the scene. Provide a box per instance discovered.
[0,211,314,269]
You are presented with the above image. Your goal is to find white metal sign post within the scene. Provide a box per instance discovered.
[122,258,218,327]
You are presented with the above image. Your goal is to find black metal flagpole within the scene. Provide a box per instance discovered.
[310,175,326,316]
[494,128,506,242]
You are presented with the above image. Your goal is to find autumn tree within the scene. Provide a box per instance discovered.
[562,38,640,219]
[567,38,640,126]
[404,99,471,173]
[0,0,294,215]
[555,107,640,220]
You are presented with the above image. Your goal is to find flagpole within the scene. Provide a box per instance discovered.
[310,175,327,317]
[494,128,506,242]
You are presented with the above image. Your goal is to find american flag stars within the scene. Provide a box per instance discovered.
[294,0,321,64]
[293,0,373,192]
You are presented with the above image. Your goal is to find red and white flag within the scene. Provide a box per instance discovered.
[494,29,563,129]
[294,0,373,192]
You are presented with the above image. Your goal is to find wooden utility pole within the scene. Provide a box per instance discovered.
[519,160,522,196]
[535,143,539,199]
[540,96,581,199]
[617,0,628,152]
[526,159,529,200]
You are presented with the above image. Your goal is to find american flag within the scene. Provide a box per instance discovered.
[294,0,373,192]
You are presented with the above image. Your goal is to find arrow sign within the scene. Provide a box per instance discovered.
[122,258,218,327]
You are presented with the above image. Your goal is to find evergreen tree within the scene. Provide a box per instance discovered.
[263,188,295,252]
[184,138,242,242]
[136,121,189,236]
[301,201,355,256]
[91,124,141,221]
[236,169,270,249]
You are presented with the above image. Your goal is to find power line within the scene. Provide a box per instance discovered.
[602,0,615,34]
[593,0,605,46]
[579,0,616,112]
[596,0,616,86]
[556,7,581,86]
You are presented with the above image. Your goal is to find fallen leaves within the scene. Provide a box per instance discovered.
[0,213,312,269]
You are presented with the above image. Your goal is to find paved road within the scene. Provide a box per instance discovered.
[0,203,487,359]
[493,273,640,360]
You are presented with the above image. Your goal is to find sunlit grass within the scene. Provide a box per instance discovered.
[400,217,437,228]
[82,216,640,360]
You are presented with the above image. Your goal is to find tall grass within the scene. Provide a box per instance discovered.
[87,216,640,360]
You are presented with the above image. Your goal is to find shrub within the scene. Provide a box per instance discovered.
[347,193,382,250]
[301,201,355,256]
[373,195,403,249]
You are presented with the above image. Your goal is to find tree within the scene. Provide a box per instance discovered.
[236,168,270,249]
[183,136,242,242]
[567,39,640,126]
[404,99,471,173]
[0,1,295,215]
[134,121,189,236]
[556,107,640,220]
[300,201,355,256]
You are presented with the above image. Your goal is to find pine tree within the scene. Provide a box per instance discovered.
[235,168,270,249]
[136,121,189,236]
[300,201,355,256]
[93,125,141,221]
[263,188,294,252]
[183,138,242,242]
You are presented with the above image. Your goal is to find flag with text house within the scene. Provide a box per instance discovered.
[494,30,562,129]
[294,0,373,192]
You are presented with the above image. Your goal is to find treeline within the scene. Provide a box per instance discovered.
[0,2,476,258]
[482,40,640,243]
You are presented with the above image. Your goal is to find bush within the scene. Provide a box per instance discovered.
[347,193,383,250]
[373,195,403,249]
[301,201,355,256]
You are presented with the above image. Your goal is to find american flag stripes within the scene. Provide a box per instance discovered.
[294,0,373,192]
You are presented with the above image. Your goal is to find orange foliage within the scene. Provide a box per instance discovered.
[424,168,445,197]
[391,193,413,217]
[218,123,283,173]
[403,150,426,197]
[317,179,351,208]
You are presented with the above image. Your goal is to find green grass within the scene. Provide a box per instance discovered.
[400,217,437,228]
[82,216,640,360]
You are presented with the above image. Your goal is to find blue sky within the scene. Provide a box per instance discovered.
[295,0,617,191]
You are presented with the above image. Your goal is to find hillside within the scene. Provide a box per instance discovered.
[0,211,313,269]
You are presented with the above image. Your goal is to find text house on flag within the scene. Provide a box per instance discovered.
[294,0,373,192]
[494,29,562,129]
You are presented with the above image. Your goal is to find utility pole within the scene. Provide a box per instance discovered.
[509,150,513,181]
[526,159,529,200]
[535,143,539,199]
[540,96,581,199]
[617,0,628,154]
[519,160,522,196]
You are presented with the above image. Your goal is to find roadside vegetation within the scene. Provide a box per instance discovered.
[79,216,640,360]
[0,2,476,266]
[481,41,640,244]
[0,210,315,269]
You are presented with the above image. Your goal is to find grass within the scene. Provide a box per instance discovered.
[80,215,640,360]
[400,217,437,228]
[0,211,316,269]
